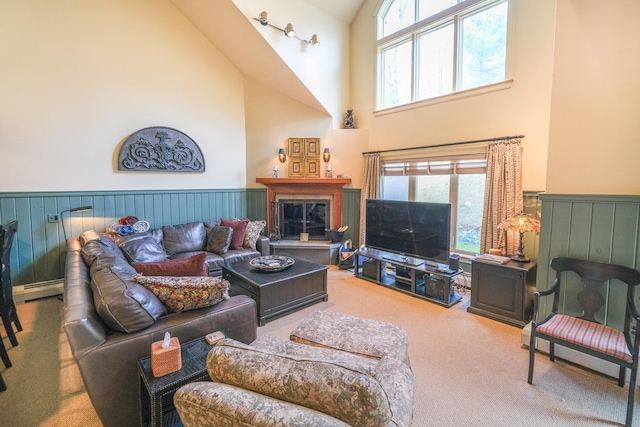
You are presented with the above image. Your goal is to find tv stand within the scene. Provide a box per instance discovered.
[354,248,462,308]
[382,253,424,266]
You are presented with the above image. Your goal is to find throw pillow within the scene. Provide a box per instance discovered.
[206,226,233,255]
[118,233,168,263]
[162,222,206,256]
[243,220,266,251]
[131,253,208,277]
[132,275,230,313]
[220,218,249,251]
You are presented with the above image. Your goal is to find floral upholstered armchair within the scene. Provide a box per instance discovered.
[174,310,414,427]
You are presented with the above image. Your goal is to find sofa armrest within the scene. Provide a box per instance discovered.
[175,382,350,427]
[256,235,270,256]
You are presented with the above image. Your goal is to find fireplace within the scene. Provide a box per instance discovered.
[279,199,330,240]
[256,178,352,241]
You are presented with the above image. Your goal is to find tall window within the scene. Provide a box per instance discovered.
[378,0,509,109]
[381,154,486,254]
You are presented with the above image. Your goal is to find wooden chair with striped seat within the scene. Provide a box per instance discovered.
[528,257,640,427]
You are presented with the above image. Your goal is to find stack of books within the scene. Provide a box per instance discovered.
[476,253,510,264]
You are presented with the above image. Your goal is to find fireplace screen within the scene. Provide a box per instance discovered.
[279,200,330,240]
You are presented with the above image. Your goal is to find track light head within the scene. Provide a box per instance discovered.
[309,34,320,47]
[284,23,295,38]
[258,11,268,26]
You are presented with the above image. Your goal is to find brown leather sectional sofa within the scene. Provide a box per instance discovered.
[63,223,264,427]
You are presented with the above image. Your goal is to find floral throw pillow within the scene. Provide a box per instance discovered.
[132,275,230,313]
[243,220,266,251]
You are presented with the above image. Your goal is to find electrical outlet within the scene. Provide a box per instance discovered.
[47,214,59,223]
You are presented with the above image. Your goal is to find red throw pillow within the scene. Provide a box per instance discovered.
[221,218,249,250]
[131,253,208,277]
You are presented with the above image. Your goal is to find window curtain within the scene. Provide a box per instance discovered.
[359,152,381,245]
[480,139,523,255]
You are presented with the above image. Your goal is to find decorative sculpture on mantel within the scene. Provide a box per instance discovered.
[118,127,205,172]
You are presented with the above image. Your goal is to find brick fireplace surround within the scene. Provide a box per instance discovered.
[255,178,352,234]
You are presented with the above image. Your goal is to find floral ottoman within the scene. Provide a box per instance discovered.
[289,309,411,366]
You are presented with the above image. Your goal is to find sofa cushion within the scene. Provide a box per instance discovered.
[162,222,206,256]
[132,275,230,313]
[118,232,168,263]
[220,218,249,251]
[81,235,136,276]
[243,220,266,251]
[207,338,393,427]
[290,310,411,365]
[175,382,352,427]
[78,229,101,246]
[206,226,233,255]
[91,267,167,333]
[131,253,208,277]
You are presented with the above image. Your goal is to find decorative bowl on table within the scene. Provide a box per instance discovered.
[249,255,295,272]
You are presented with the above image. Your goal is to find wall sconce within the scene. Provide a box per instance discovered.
[323,148,332,178]
[278,148,287,163]
[254,11,320,47]
[322,148,331,163]
[60,205,93,240]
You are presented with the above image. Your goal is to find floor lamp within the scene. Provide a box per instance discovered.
[60,205,93,241]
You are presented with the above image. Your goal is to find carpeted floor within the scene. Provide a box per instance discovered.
[1,266,639,426]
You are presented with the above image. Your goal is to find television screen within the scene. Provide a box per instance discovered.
[365,199,451,265]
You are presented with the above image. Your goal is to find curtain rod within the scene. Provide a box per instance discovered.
[362,134,525,155]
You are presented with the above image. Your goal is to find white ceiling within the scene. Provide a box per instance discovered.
[304,0,365,24]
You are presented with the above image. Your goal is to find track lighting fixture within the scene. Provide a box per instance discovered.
[258,11,268,26]
[253,11,319,47]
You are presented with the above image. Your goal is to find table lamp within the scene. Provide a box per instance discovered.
[497,213,540,262]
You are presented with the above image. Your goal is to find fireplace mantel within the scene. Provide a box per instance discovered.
[256,178,352,234]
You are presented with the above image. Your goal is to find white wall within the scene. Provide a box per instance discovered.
[350,0,557,192]
[244,78,368,189]
[546,0,640,195]
[233,0,352,129]
[0,0,247,191]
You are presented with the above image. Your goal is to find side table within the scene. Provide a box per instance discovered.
[138,336,215,427]
[467,259,537,327]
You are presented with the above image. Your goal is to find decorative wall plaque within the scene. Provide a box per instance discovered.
[287,137,320,177]
[118,127,205,172]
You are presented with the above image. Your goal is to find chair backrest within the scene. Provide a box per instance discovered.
[0,220,17,306]
[550,257,640,325]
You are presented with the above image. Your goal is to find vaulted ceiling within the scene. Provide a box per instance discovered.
[170,0,365,115]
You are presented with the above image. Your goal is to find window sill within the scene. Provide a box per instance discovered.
[373,79,513,117]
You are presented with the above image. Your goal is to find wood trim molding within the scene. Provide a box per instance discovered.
[256,178,352,233]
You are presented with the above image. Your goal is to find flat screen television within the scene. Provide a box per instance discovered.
[365,199,451,266]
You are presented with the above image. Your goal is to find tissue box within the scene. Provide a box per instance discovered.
[151,337,181,377]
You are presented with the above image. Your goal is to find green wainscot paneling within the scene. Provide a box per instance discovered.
[537,193,640,330]
[341,189,362,247]
[0,189,267,286]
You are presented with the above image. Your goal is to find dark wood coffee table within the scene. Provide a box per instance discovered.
[222,254,328,326]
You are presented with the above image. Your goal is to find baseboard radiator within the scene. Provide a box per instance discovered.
[13,279,64,304]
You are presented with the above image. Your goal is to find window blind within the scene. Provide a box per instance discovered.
[381,153,487,176]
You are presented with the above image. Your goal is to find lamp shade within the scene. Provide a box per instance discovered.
[497,213,540,262]
[323,148,331,163]
[497,213,540,233]
[278,148,286,163]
